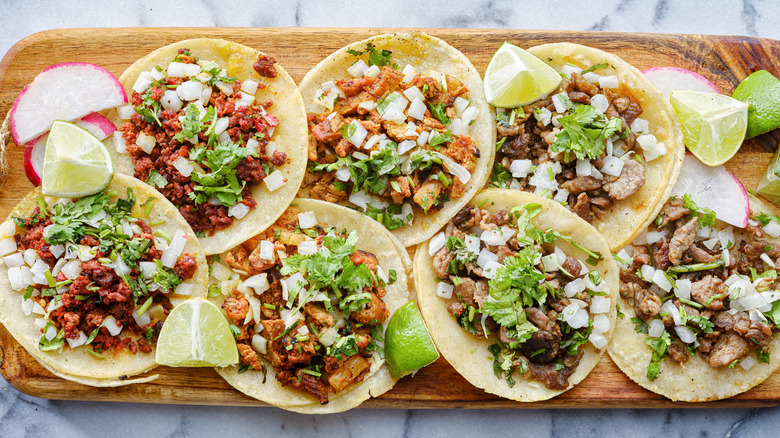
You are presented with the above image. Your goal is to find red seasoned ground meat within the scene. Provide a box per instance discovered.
[253,54,277,78]
[173,254,198,280]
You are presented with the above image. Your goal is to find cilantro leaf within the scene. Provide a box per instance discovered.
[428,130,453,150]
[428,102,451,126]
[146,170,168,188]
[681,194,717,227]
[645,331,671,381]
[551,105,623,161]
[444,236,477,275]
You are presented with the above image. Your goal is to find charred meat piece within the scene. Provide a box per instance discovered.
[604,160,645,200]
[707,331,751,367]
[691,275,726,310]
[668,217,698,265]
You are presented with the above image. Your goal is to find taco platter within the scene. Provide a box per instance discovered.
[1,28,780,409]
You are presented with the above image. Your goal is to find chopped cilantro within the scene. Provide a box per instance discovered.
[681,194,716,227]
[551,104,623,161]
[146,170,168,188]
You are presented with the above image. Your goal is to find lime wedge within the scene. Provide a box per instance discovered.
[670,90,748,166]
[384,301,439,378]
[483,42,562,108]
[757,139,780,205]
[42,120,114,197]
[155,298,238,367]
[732,70,780,139]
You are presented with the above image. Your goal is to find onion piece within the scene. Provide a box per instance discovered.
[648,319,665,337]
[428,232,446,256]
[263,171,286,192]
[436,282,454,299]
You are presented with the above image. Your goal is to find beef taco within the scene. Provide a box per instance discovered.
[211,199,412,413]
[490,43,684,251]
[609,194,780,401]
[298,32,495,247]
[0,174,208,386]
[415,189,618,401]
[108,38,308,255]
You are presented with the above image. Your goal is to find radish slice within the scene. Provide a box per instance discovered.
[23,135,46,186]
[74,112,116,141]
[642,67,720,98]
[671,154,749,228]
[10,63,126,146]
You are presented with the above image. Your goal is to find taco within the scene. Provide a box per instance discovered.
[107,38,308,255]
[415,189,618,401]
[298,32,495,247]
[211,198,412,413]
[0,174,208,386]
[609,194,780,401]
[490,43,684,251]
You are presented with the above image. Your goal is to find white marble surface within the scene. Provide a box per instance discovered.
[2,1,780,437]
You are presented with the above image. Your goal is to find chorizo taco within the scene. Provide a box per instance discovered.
[415,189,618,401]
[0,174,208,386]
[609,194,780,401]
[107,38,308,255]
[490,43,684,251]
[298,32,495,247]
[211,199,412,413]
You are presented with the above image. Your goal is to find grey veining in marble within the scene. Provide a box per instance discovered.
[3,1,780,437]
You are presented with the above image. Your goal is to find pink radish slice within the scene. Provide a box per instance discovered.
[642,67,720,98]
[23,134,46,186]
[670,154,749,228]
[74,112,116,141]
[9,62,126,146]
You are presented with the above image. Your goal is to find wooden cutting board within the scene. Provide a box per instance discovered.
[1,28,780,409]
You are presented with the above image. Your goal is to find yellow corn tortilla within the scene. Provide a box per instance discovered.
[107,38,308,255]
[608,195,780,401]
[298,32,496,248]
[415,188,619,401]
[0,173,208,386]
[213,198,413,413]
[518,43,685,251]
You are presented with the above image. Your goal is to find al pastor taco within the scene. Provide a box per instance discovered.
[211,199,412,413]
[609,194,780,401]
[490,43,684,251]
[298,32,495,247]
[0,174,208,386]
[108,38,308,255]
[415,189,618,401]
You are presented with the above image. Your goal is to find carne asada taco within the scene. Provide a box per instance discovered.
[108,38,308,255]
[415,189,618,401]
[490,43,684,251]
[298,32,495,247]
[212,198,412,413]
[609,194,780,401]
[0,174,208,386]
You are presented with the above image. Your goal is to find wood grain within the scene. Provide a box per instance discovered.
[2,28,780,409]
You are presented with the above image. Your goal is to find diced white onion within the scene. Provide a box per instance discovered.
[103,315,122,336]
[172,156,193,177]
[174,282,194,296]
[589,332,607,349]
[251,334,268,355]
[636,134,658,151]
[592,314,611,334]
[583,72,601,83]
[675,325,697,344]
[561,303,588,329]
[461,107,478,126]
[117,104,135,120]
[133,309,151,327]
[45,324,58,341]
[661,300,682,325]
[228,203,251,220]
[674,279,692,300]
[599,75,619,89]
[590,94,609,113]
[177,80,204,102]
[482,260,502,279]
[161,90,183,111]
[298,240,318,256]
[436,282,454,299]
[3,252,24,268]
[763,220,780,238]
[264,171,286,192]
[551,93,570,113]
[561,64,583,77]
[631,118,649,134]
[464,235,481,254]
[403,86,425,103]
[60,260,82,280]
[533,107,552,126]
[652,269,673,292]
[136,132,156,154]
[564,278,586,298]
[576,159,592,177]
[541,254,559,272]
[510,159,533,178]
[741,355,758,371]
[646,230,666,244]
[590,296,611,314]
[640,265,656,282]
[132,71,153,93]
[600,156,625,177]
[347,59,368,78]
[428,232,446,256]
[477,249,498,268]
[453,97,470,116]
[240,79,259,95]
[648,319,665,337]
[257,240,275,261]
